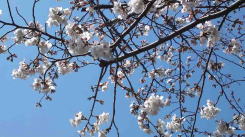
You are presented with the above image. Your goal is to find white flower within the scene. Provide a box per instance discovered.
[0,10,2,15]
[214,121,235,136]
[35,62,50,75]
[166,114,184,132]
[24,37,39,46]
[32,77,55,93]
[137,112,152,134]
[225,39,241,54]
[65,22,78,37]
[142,94,165,115]
[112,2,127,19]
[200,100,220,120]
[56,61,74,75]
[0,45,6,54]
[100,82,109,92]
[128,0,145,14]
[38,41,52,54]
[157,119,165,134]
[98,112,109,125]
[12,61,33,79]
[198,21,220,47]
[233,114,245,130]
[67,38,90,55]
[70,112,84,127]
[81,31,93,40]
[149,68,164,78]
[46,7,71,27]
[98,131,107,137]
[86,6,94,13]
[90,41,112,60]
[176,17,186,24]
[77,130,85,136]
[14,29,25,44]
[180,0,198,13]
[143,25,150,36]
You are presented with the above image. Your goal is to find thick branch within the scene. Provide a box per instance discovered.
[103,0,244,65]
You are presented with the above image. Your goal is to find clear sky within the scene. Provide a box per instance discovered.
[0,0,244,137]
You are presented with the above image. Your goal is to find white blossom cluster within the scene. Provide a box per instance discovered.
[109,70,125,84]
[46,7,71,27]
[156,119,172,137]
[112,2,127,19]
[14,22,44,46]
[56,60,75,75]
[12,58,52,80]
[180,0,199,13]
[213,121,235,136]
[97,112,109,125]
[166,114,185,132]
[142,94,170,115]
[99,81,109,92]
[65,23,113,59]
[137,112,152,134]
[75,112,109,137]
[70,112,84,127]
[128,0,145,14]
[32,77,56,93]
[38,40,52,54]
[12,61,34,79]
[149,68,173,78]
[197,21,220,47]
[90,112,109,136]
[233,114,245,130]
[143,25,150,36]
[0,45,6,54]
[65,22,93,40]
[224,39,242,54]
[158,46,175,64]
[65,22,96,56]
[98,131,107,137]
[200,100,220,120]
[90,42,112,60]
[14,29,25,44]
[13,23,52,54]
[67,38,90,56]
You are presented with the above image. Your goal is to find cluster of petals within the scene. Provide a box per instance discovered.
[200,100,220,120]
[197,21,220,47]
[128,0,145,14]
[14,22,44,46]
[56,60,75,75]
[137,112,152,134]
[38,40,52,54]
[233,114,245,130]
[224,39,241,54]
[90,41,112,60]
[98,112,109,125]
[213,121,235,136]
[112,2,127,19]
[149,68,173,78]
[70,112,84,127]
[0,45,6,54]
[32,77,55,93]
[12,61,34,79]
[142,94,169,115]
[46,7,71,27]
[180,0,198,13]
[166,114,185,132]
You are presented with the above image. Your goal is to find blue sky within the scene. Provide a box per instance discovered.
[0,0,244,137]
